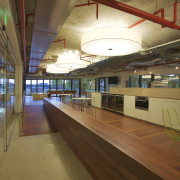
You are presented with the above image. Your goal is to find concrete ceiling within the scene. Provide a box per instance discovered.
[22,0,180,75]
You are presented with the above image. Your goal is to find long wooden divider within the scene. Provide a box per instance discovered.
[44,98,180,180]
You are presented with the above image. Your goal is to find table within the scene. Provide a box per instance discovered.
[59,94,74,101]
[33,93,47,100]
[72,97,93,112]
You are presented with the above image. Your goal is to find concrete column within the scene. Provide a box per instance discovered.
[15,64,23,113]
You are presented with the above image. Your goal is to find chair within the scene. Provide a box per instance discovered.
[162,108,180,150]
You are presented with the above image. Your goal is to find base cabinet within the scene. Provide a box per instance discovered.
[124,95,135,117]
[134,109,148,121]
[149,98,163,125]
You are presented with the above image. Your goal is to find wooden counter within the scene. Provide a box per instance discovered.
[44,98,180,180]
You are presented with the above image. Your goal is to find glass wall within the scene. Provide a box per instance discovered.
[50,80,56,91]
[130,74,180,88]
[72,79,79,97]
[37,80,43,93]
[0,32,16,161]
[81,78,95,96]
[57,80,64,90]
[100,78,105,92]
[129,75,139,87]
[65,80,71,91]
[25,80,31,95]
[141,75,151,88]
[44,80,49,93]
[31,80,37,94]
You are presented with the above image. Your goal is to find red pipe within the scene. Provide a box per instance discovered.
[75,1,99,19]
[129,8,164,29]
[25,13,35,27]
[92,0,180,30]
[53,39,66,49]
[172,2,179,24]
[80,54,96,64]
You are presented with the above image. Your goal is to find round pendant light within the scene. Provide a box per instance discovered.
[46,65,69,74]
[55,49,89,69]
[81,27,142,56]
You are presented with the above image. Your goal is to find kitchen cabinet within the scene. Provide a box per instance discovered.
[124,95,135,117]
[134,109,148,121]
[91,92,102,108]
[149,98,163,125]
[162,99,180,129]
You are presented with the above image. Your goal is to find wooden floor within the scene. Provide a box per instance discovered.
[22,96,57,136]
[63,100,180,156]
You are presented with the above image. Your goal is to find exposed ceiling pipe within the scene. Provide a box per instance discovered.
[80,54,96,64]
[28,65,47,68]
[26,58,53,62]
[53,39,66,49]
[20,0,26,72]
[75,0,99,19]
[172,1,179,24]
[25,13,35,27]
[92,0,180,30]
[129,8,164,29]
[113,60,180,73]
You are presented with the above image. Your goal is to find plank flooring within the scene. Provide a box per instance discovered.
[22,96,57,136]
[63,100,180,156]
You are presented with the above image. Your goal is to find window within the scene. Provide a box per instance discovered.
[44,80,50,93]
[105,77,109,92]
[25,80,31,95]
[31,80,37,94]
[65,80,71,90]
[50,80,56,91]
[81,78,95,96]
[155,74,180,88]
[9,79,15,95]
[129,76,139,87]
[72,79,79,97]
[57,80,64,90]
[37,80,43,93]
[100,78,105,92]
[141,75,151,88]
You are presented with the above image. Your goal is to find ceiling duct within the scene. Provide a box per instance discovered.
[28,0,77,73]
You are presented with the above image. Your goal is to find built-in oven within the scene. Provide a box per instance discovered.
[135,96,149,111]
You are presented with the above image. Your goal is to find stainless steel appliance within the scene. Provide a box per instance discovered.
[101,93,124,114]
[115,95,124,113]
[135,96,149,111]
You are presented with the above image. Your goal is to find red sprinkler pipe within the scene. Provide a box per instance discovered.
[129,8,164,29]
[20,0,26,72]
[172,2,179,24]
[53,39,66,49]
[92,0,180,30]
[75,1,99,19]
[80,54,96,64]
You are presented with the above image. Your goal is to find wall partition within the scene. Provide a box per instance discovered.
[0,31,16,163]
